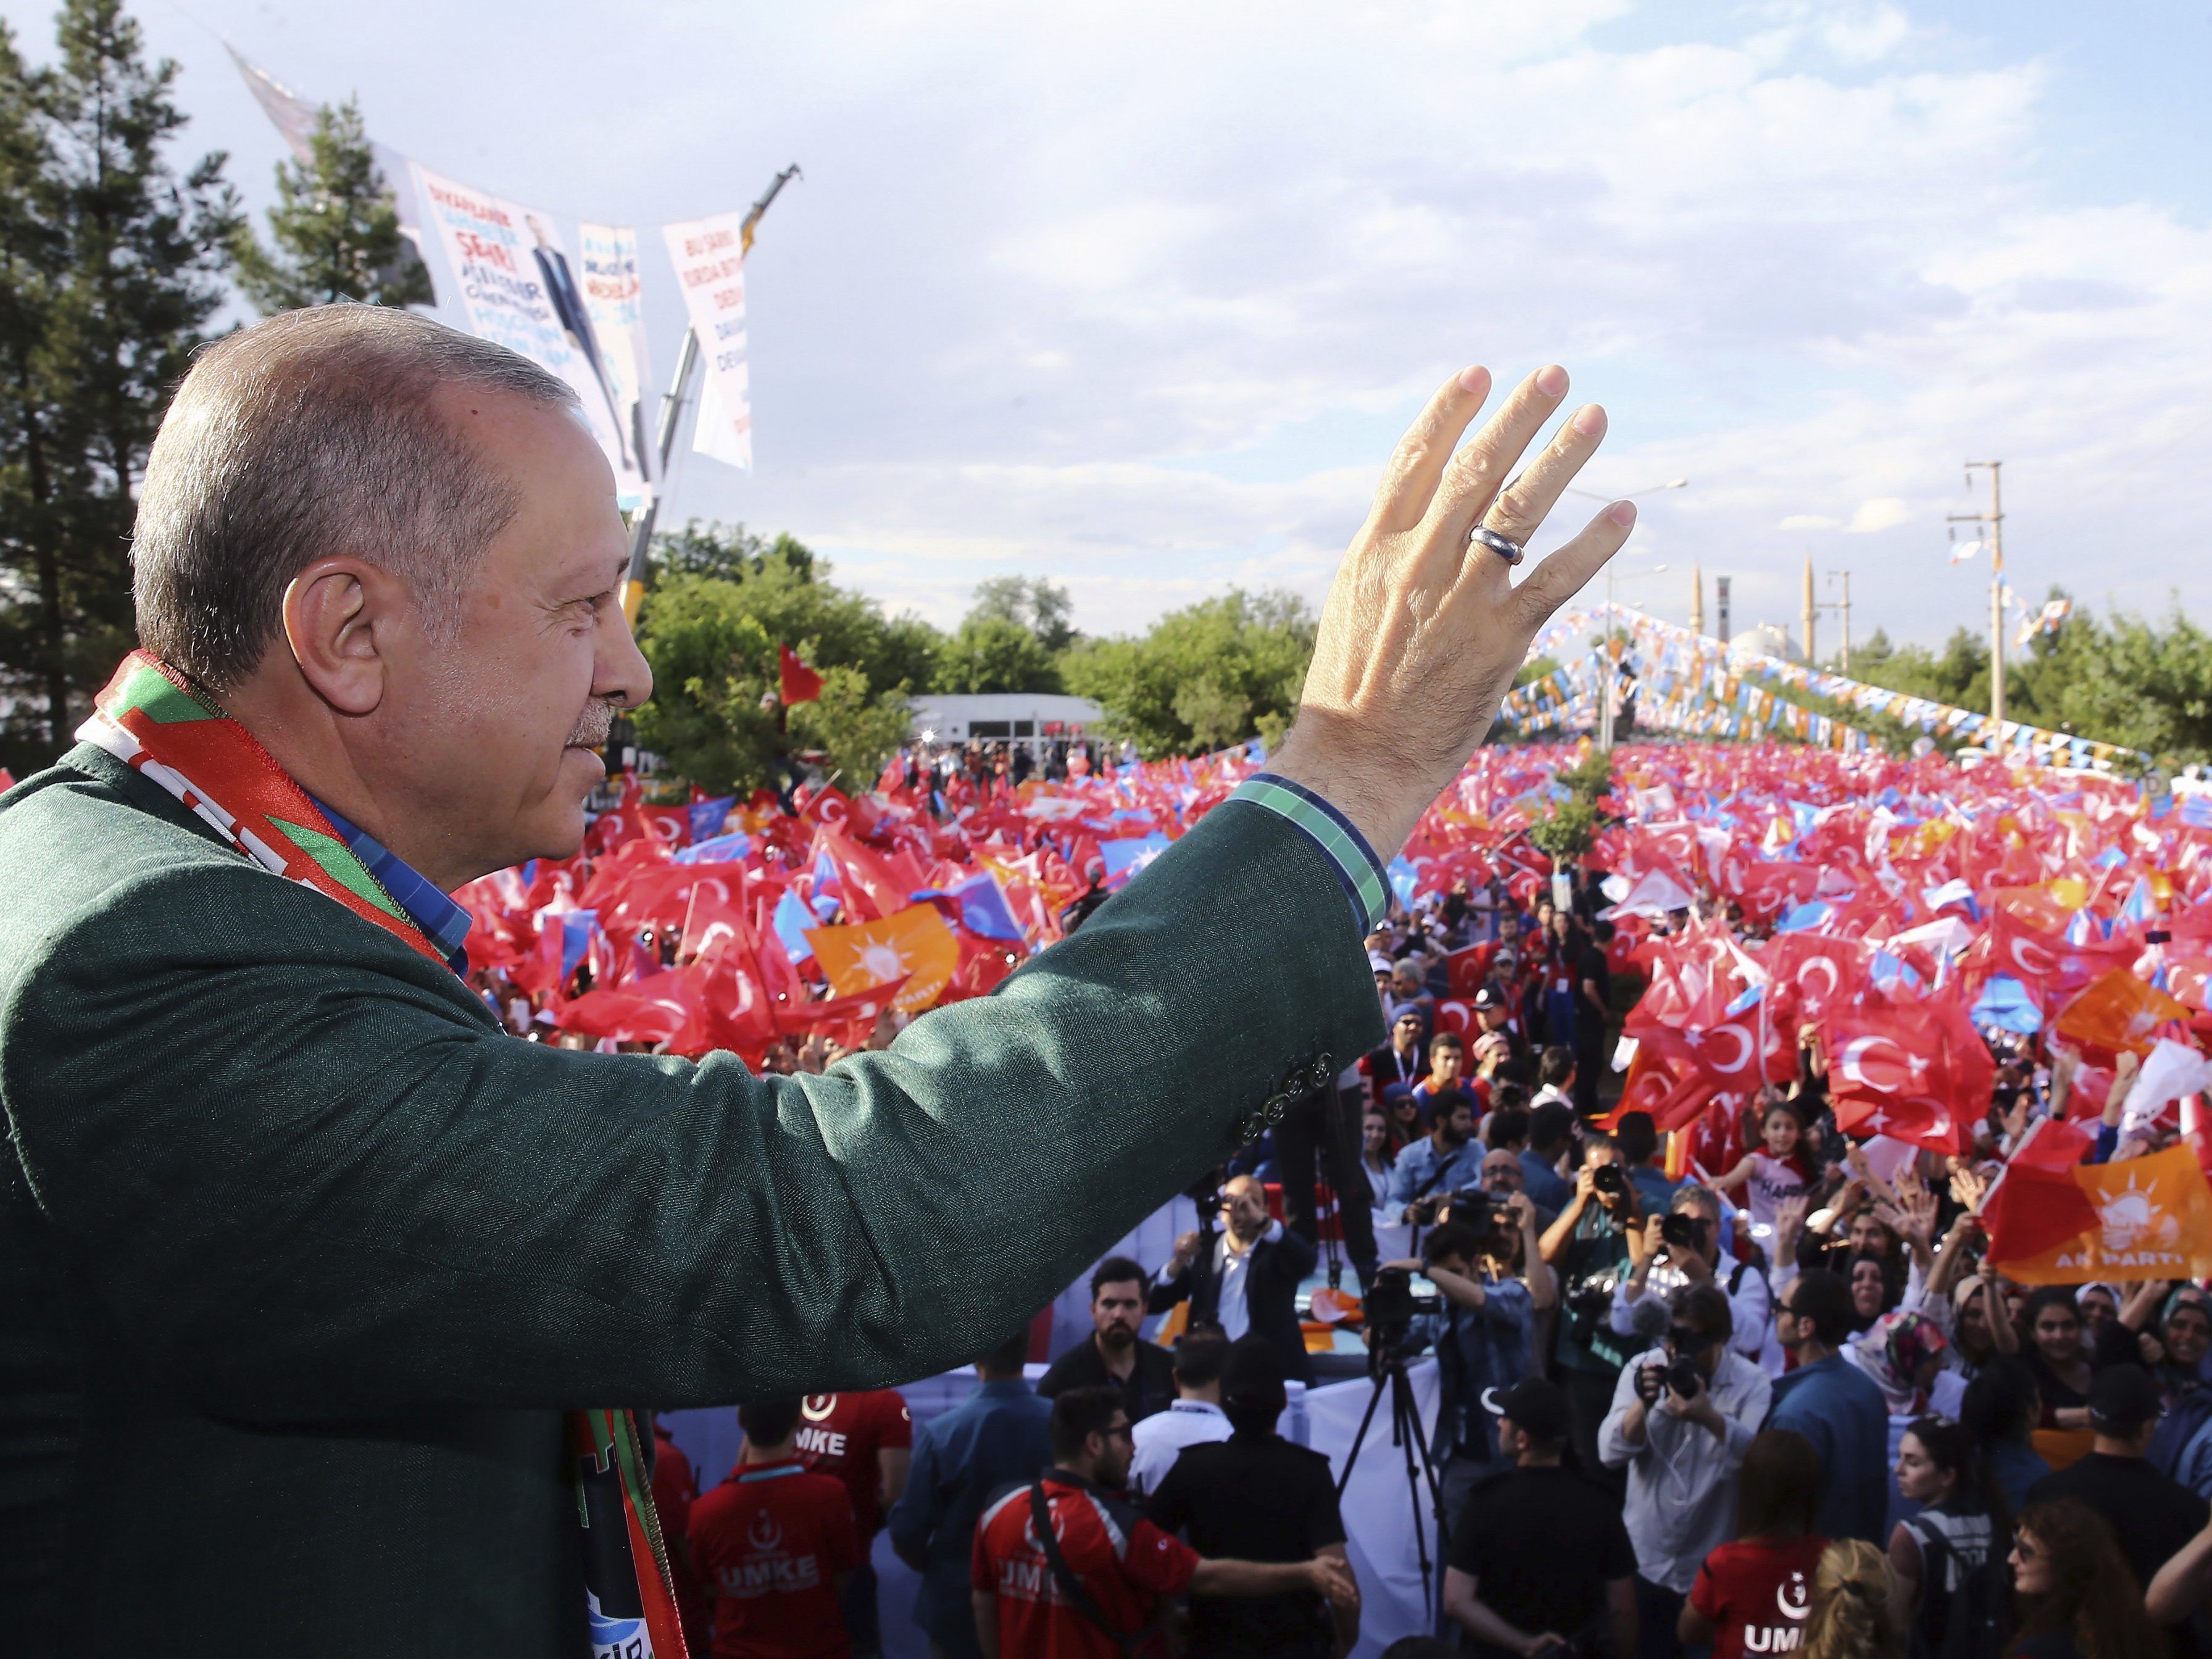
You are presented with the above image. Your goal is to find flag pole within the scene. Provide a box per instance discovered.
[620,164,804,625]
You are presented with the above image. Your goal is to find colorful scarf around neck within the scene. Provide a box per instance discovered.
[80,650,690,1659]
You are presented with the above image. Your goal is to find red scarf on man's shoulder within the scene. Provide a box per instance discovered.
[81,651,689,1658]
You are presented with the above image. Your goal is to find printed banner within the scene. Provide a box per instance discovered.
[662,211,753,471]
[411,164,649,502]
[579,223,657,496]
[1997,1144,2212,1284]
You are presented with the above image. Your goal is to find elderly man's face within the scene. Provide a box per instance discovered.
[412,391,649,879]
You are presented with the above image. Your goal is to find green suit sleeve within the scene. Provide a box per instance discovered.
[3,794,1383,1416]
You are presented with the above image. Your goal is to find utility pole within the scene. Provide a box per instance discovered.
[1800,556,1816,665]
[1811,570,1852,672]
[620,164,804,623]
[1948,461,2005,726]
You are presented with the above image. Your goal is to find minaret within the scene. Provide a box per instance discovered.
[1802,555,1817,665]
[1689,563,1705,637]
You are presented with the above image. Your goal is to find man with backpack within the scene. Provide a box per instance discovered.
[970,1387,1357,1657]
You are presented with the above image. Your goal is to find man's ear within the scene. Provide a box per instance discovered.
[282,557,402,717]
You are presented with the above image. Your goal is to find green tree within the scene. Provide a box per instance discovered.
[0,0,236,765]
[632,525,943,792]
[938,612,1060,694]
[230,94,430,312]
[969,574,1076,654]
[1060,588,1315,757]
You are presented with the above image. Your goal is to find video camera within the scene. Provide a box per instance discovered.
[1363,1264,1441,1371]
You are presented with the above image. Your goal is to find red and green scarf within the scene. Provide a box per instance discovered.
[81,651,691,1659]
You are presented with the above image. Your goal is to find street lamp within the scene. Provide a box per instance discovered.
[1599,562,1669,752]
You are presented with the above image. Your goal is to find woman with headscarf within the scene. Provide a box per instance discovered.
[2019,1287,2095,1432]
[1848,1310,1951,1419]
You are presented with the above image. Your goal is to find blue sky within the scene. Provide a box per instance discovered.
[10,0,2211,651]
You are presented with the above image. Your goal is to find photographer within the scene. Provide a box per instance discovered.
[1612,1184,1771,1370]
[1599,1284,1772,1658]
[1387,1092,1484,1222]
[1392,1197,1558,1525]
[1541,1137,1644,1484]
[1151,1175,1318,1381]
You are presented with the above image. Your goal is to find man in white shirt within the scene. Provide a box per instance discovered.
[1610,1184,1775,1371]
[1150,1176,1318,1381]
[1599,1283,1772,1647]
[1128,1329,1233,1496]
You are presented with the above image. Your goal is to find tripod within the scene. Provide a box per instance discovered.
[1334,1331,1450,1620]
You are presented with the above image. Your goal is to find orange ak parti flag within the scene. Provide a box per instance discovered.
[805,904,962,1013]
[2052,968,2190,1059]
[1989,1142,2212,1285]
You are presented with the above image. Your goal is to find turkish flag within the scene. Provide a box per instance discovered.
[1825,994,1994,1155]
[779,643,824,705]
[775,977,911,1046]
[1445,944,1497,998]
[815,826,929,922]
[1762,931,1871,1028]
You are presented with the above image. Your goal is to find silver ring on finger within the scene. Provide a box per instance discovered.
[1468,525,1526,567]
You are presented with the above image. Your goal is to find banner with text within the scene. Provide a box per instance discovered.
[411,164,649,502]
[580,223,657,496]
[662,210,754,472]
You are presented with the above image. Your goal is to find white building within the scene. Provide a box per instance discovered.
[907,692,1105,748]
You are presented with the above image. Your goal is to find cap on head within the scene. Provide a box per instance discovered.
[1484,1377,1570,1445]
[2089,1363,2162,1433]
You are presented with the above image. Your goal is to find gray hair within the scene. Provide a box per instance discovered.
[132,305,578,691]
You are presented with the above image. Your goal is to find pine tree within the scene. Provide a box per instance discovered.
[0,0,236,762]
[0,22,67,757]
[231,95,430,312]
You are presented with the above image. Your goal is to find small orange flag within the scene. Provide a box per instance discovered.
[1998,1143,2212,1285]
[2053,968,2189,1058]
[806,905,961,1013]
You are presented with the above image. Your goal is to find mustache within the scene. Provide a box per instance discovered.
[567,698,620,748]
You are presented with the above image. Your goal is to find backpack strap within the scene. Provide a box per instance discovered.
[1026,1481,1168,1657]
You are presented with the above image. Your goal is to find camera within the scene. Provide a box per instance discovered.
[1666,1358,1705,1400]
[1660,1212,1702,1250]
[1590,1163,1629,1199]
[1363,1264,1440,1372]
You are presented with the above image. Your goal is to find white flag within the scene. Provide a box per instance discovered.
[410,164,648,502]
[227,44,436,303]
[578,224,656,493]
[1948,538,1981,563]
[662,212,754,471]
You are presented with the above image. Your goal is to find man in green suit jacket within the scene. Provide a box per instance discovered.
[0,307,1631,1655]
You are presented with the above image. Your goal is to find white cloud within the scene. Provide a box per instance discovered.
[33,0,2212,646]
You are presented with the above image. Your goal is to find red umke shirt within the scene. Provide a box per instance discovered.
[791,1390,912,1538]
[972,1470,1199,1659]
[688,1458,862,1659]
[1689,1534,1826,1659]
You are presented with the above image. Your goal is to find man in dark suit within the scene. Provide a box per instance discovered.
[0,303,1631,1656]
[1037,1257,1178,1421]
[1150,1176,1321,1381]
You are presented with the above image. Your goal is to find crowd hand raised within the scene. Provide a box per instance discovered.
[1266,364,1636,857]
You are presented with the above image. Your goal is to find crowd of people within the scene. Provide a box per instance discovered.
[450,731,2212,1657]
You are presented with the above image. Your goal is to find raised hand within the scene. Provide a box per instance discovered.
[1268,365,1634,856]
